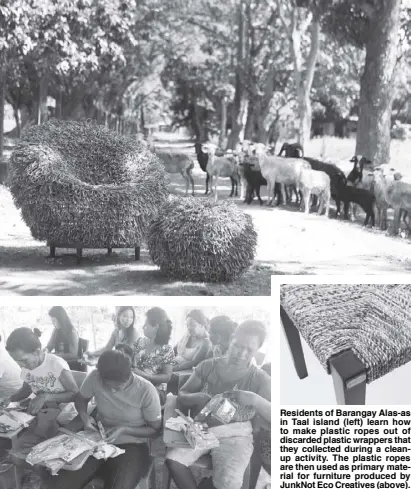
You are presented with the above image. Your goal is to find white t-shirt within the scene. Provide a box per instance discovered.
[21,353,70,394]
[0,344,22,397]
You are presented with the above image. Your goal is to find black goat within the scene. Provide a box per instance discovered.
[278,142,304,158]
[339,185,375,226]
[194,142,210,195]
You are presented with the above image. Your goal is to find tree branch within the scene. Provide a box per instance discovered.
[253,8,277,56]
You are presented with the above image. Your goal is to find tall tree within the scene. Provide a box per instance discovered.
[276,0,320,147]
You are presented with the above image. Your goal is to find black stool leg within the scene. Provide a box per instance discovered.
[135,246,140,261]
[280,305,308,379]
[329,350,367,405]
[49,246,56,258]
[76,248,82,265]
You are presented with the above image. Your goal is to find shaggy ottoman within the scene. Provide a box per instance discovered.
[280,284,411,404]
[147,196,257,282]
[8,120,169,263]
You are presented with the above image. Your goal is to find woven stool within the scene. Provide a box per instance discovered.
[280,284,411,405]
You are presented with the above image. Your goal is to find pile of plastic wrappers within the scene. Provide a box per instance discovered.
[26,430,125,475]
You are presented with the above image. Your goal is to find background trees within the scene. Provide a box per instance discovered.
[1,0,410,162]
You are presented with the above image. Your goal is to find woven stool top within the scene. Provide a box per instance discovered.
[281,284,411,383]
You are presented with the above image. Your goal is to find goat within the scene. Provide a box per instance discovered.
[252,143,311,207]
[202,143,240,202]
[155,151,195,196]
[297,167,331,217]
[239,155,282,205]
[338,185,375,226]
[371,165,397,230]
[278,142,304,158]
[347,155,374,219]
[194,142,210,195]
[302,157,347,216]
[277,142,305,205]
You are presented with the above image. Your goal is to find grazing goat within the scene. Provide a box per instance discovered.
[302,157,347,216]
[194,142,210,195]
[155,151,195,196]
[202,143,240,202]
[371,165,397,230]
[252,143,311,207]
[297,167,331,217]
[339,185,375,226]
[278,142,304,158]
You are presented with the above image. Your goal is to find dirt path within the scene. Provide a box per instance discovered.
[1,159,411,296]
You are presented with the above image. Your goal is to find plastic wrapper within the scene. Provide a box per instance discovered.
[182,422,219,450]
[93,444,125,460]
[198,395,238,424]
[0,410,34,433]
[26,434,96,465]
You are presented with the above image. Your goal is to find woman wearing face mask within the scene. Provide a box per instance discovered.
[44,350,162,489]
[131,307,174,405]
[165,320,271,489]
[86,307,138,358]
[172,310,212,372]
[46,306,84,371]
[3,328,78,466]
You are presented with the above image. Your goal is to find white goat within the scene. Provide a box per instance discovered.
[202,143,240,202]
[155,151,195,196]
[297,167,331,217]
[252,142,310,206]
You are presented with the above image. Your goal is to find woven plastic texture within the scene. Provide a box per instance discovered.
[280,284,411,384]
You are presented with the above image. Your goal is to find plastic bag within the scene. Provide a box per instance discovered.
[198,395,238,424]
[56,403,78,426]
[182,422,219,450]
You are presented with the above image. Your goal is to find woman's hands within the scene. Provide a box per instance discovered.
[105,426,125,444]
[222,390,257,407]
[81,414,98,432]
[28,393,47,415]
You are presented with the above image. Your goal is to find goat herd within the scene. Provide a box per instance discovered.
[151,139,411,237]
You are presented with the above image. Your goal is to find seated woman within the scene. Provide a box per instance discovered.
[208,316,238,358]
[46,306,85,371]
[86,307,138,359]
[0,333,22,461]
[166,320,271,489]
[4,328,78,460]
[131,307,174,405]
[45,350,162,489]
[173,309,212,372]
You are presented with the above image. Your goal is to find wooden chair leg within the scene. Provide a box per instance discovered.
[49,245,56,258]
[162,462,172,489]
[329,350,367,405]
[14,464,24,489]
[135,246,140,261]
[280,305,308,379]
[76,248,83,265]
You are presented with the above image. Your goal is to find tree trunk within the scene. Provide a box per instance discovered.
[192,101,206,141]
[55,88,63,119]
[0,54,5,159]
[355,0,401,165]
[12,104,21,138]
[37,73,48,124]
[219,97,228,148]
[290,11,320,148]
[244,101,255,141]
[228,0,248,149]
